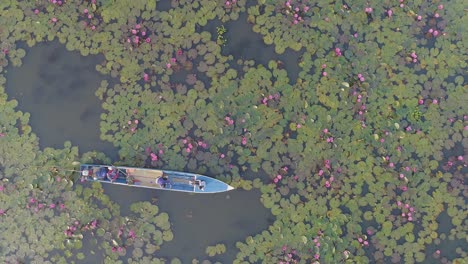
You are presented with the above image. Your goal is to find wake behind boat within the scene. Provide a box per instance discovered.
[79,164,235,194]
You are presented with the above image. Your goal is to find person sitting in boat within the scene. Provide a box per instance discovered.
[157,177,169,188]
[81,168,93,181]
[198,180,206,191]
[97,167,107,180]
[106,167,119,182]
[190,180,206,191]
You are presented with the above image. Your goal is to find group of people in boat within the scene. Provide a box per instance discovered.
[81,166,207,191]
[81,166,120,182]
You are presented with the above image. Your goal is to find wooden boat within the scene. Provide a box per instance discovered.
[79,164,235,193]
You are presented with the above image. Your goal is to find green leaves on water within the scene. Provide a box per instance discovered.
[206,243,227,257]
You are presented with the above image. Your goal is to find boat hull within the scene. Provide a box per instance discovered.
[79,164,234,194]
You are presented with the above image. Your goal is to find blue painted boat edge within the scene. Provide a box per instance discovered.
[79,164,235,193]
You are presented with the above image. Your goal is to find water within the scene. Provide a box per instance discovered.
[4,41,118,160]
[5,40,272,263]
[104,184,271,262]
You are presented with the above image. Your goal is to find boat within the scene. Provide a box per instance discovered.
[79,164,235,193]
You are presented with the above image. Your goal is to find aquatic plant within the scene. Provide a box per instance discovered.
[206,243,227,257]
[1,0,467,262]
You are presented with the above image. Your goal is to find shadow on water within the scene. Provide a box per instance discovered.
[4,41,118,161]
[203,12,303,84]
[103,184,273,262]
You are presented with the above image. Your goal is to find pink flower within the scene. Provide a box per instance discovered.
[34,9,40,14]
[143,73,149,81]
[49,203,56,209]
[111,247,117,252]
[296,124,301,128]
[220,154,225,158]
[84,8,88,14]
[273,178,278,183]
[432,99,438,104]
[150,153,158,161]
[166,63,171,69]
[241,137,247,145]
[417,15,422,21]
[323,128,328,133]
[364,7,373,13]
[387,9,393,18]
[186,148,191,153]
[131,29,137,35]
[135,24,141,29]
[437,5,443,10]
[277,175,282,180]
[457,156,464,161]
[145,38,151,43]
[51,17,58,23]
[314,254,320,260]
[363,241,369,246]
[134,119,139,124]
[170,57,176,63]
[322,71,327,76]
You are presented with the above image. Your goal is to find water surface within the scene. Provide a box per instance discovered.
[5,41,118,160]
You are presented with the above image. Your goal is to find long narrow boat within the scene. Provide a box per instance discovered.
[79,164,234,194]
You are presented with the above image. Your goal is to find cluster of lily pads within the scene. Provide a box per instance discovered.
[1,0,467,263]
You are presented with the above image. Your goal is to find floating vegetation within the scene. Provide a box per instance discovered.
[206,243,227,257]
[0,0,467,263]
[216,25,228,46]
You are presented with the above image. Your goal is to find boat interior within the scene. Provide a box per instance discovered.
[80,165,199,191]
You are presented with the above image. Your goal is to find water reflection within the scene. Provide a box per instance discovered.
[5,41,118,160]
